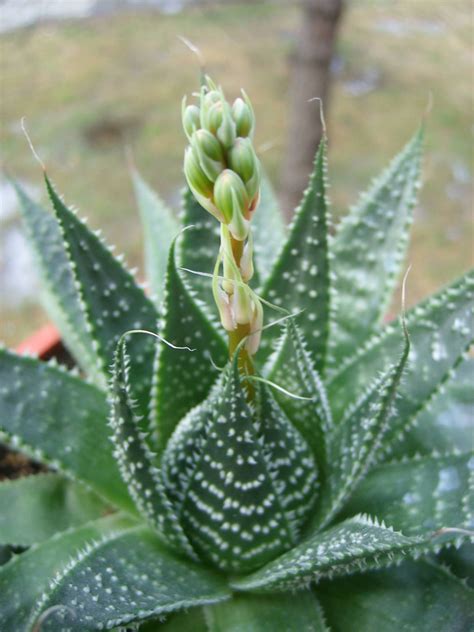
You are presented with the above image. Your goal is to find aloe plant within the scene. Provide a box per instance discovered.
[1,77,473,632]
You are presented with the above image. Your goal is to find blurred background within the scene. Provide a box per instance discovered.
[1,0,472,347]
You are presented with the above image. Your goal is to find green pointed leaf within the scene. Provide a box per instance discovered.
[45,174,159,420]
[438,542,474,588]
[232,515,425,592]
[392,357,474,457]
[132,169,178,303]
[260,140,331,372]
[328,270,474,428]
[0,348,133,512]
[0,473,107,546]
[0,513,132,632]
[110,338,196,558]
[33,526,230,632]
[206,591,329,632]
[266,321,332,475]
[315,323,410,529]
[340,452,473,538]
[252,171,286,283]
[152,238,227,450]
[319,559,474,632]
[162,361,316,573]
[13,181,101,382]
[179,188,220,314]
[329,128,423,364]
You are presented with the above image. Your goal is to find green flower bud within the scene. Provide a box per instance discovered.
[232,92,255,137]
[216,100,236,149]
[181,97,200,140]
[213,169,248,225]
[191,129,224,182]
[229,137,261,201]
[232,284,252,325]
[184,146,222,221]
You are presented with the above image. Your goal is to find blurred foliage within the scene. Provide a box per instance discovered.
[0,0,472,346]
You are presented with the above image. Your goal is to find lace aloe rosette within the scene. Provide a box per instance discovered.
[0,77,473,631]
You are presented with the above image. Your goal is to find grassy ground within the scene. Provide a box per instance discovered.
[1,0,472,346]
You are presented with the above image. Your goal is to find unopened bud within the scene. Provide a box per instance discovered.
[184,147,222,221]
[229,137,261,201]
[215,286,236,331]
[182,97,200,140]
[232,92,255,137]
[216,100,236,149]
[240,237,254,282]
[228,191,250,241]
[232,284,252,325]
[245,297,263,356]
[191,129,224,182]
[214,170,249,225]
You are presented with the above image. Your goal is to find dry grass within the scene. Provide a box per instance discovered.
[1,0,472,345]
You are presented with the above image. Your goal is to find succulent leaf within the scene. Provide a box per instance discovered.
[340,452,473,539]
[205,591,329,632]
[162,357,317,573]
[260,140,330,373]
[329,128,423,365]
[315,322,410,529]
[110,338,196,558]
[132,168,179,303]
[0,473,106,547]
[392,356,474,457]
[32,526,230,631]
[13,180,101,384]
[265,320,332,475]
[251,171,286,284]
[152,238,227,450]
[318,559,474,632]
[46,174,159,422]
[328,270,474,427]
[231,515,426,592]
[0,514,132,632]
[0,348,133,512]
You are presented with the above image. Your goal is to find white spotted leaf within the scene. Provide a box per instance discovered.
[328,270,474,428]
[132,168,179,304]
[265,320,332,476]
[0,348,133,513]
[110,338,196,559]
[339,452,473,538]
[152,238,227,451]
[0,514,132,632]
[32,526,230,632]
[13,181,101,384]
[46,174,158,422]
[252,171,286,284]
[231,515,426,592]
[259,140,331,372]
[314,323,410,530]
[329,128,423,365]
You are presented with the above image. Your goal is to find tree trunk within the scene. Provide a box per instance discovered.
[281,0,344,219]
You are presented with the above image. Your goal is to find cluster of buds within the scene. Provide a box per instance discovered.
[182,77,263,359]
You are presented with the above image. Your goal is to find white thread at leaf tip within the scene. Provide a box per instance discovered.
[400,264,412,338]
[307,97,327,136]
[178,35,205,66]
[21,117,46,171]
[244,375,315,401]
[432,527,474,538]
[120,329,196,352]
[260,310,306,333]
[32,604,76,632]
